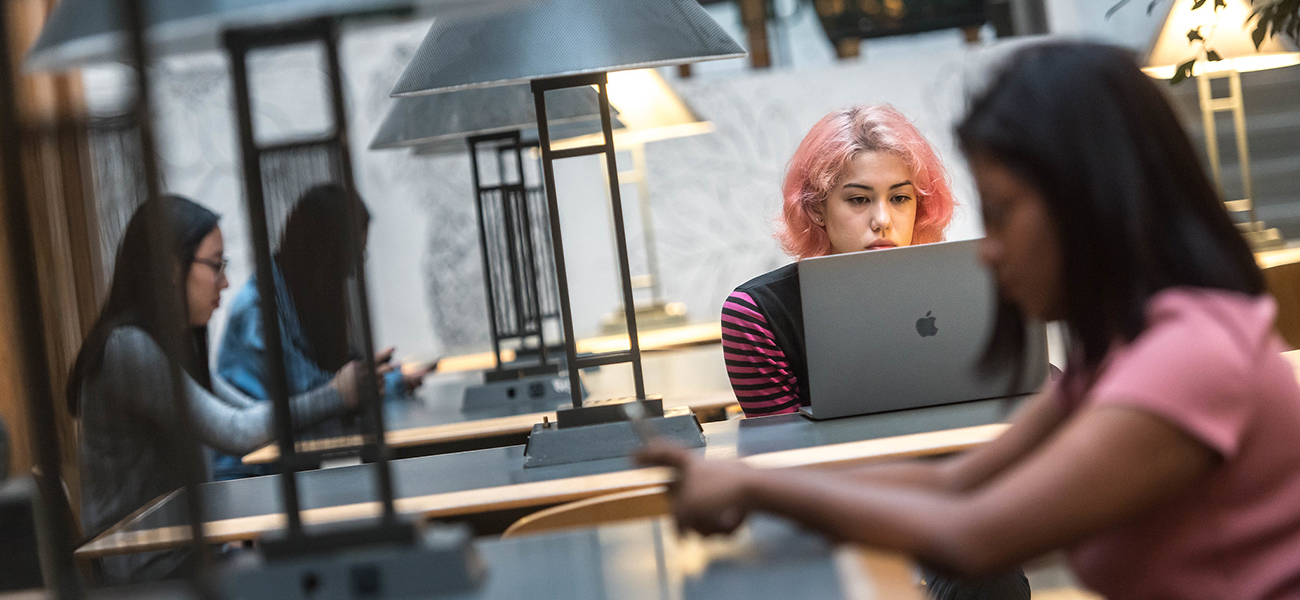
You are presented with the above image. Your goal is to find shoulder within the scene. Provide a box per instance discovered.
[734,262,800,295]
[1129,287,1273,376]
[729,263,800,314]
[102,325,169,377]
[1089,287,1280,455]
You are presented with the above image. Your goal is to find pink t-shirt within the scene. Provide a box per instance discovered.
[1055,287,1300,599]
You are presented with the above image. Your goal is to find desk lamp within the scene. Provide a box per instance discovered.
[27,1,522,597]
[370,85,605,411]
[391,0,744,467]
[1143,0,1300,250]
[550,69,714,336]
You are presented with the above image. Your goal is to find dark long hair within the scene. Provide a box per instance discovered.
[960,42,1265,375]
[276,184,371,373]
[68,195,221,414]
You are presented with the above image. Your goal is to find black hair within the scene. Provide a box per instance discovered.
[276,183,371,373]
[959,41,1265,375]
[67,195,221,415]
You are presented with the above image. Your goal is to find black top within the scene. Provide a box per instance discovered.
[721,263,809,416]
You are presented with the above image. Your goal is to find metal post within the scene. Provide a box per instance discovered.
[531,73,646,409]
[631,144,663,304]
[596,79,646,401]
[511,137,548,364]
[1228,70,1257,225]
[119,0,216,584]
[322,19,397,523]
[468,140,504,369]
[1196,73,1222,192]
[225,33,304,537]
[531,86,585,408]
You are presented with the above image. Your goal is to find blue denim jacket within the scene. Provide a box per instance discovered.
[212,268,404,480]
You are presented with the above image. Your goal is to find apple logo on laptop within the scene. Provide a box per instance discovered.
[916,311,938,337]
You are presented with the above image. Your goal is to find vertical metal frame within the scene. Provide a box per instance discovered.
[531,73,646,409]
[1196,70,1256,223]
[467,131,553,372]
[223,17,399,546]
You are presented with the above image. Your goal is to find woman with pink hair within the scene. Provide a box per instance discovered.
[721,104,957,418]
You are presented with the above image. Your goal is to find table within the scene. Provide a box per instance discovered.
[1257,245,1300,349]
[433,322,723,374]
[242,344,739,464]
[405,515,924,600]
[79,395,1023,559]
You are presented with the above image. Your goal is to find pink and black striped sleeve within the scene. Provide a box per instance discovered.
[721,291,801,416]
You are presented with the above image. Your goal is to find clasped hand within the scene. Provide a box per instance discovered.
[637,440,757,536]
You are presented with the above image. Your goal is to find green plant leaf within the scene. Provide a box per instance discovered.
[1172,58,1196,84]
[1252,22,1267,48]
[1214,0,1226,10]
[1206,49,1223,61]
[1188,27,1204,41]
[1192,0,1206,9]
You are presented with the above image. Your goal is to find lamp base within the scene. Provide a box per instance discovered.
[598,301,689,335]
[463,370,579,413]
[523,398,705,468]
[219,523,484,600]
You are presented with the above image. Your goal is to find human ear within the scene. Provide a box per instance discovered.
[809,199,826,226]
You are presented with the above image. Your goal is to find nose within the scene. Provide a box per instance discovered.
[869,201,892,232]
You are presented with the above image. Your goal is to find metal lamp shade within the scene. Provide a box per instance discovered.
[370,84,602,151]
[390,0,745,97]
[26,0,527,72]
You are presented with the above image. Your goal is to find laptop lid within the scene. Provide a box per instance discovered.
[799,239,1047,419]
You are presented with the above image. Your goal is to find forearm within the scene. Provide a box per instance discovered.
[742,468,990,574]
[833,456,959,492]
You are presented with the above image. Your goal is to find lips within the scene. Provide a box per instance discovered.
[866,240,897,250]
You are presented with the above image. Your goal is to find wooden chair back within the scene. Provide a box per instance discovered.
[502,485,671,538]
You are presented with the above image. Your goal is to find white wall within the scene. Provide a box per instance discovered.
[80,1,1150,364]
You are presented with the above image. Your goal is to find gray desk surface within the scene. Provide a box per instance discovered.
[400,345,734,428]
[249,344,737,461]
[106,395,1023,543]
[426,515,923,600]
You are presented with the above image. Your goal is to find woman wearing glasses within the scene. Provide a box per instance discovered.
[213,184,434,480]
[68,195,383,584]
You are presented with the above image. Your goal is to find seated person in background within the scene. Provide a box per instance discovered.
[69,195,381,584]
[723,104,956,417]
[214,184,435,480]
[648,42,1300,600]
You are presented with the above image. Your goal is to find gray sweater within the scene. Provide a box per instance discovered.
[78,326,348,583]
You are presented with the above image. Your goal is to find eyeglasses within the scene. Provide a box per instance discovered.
[193,257,229,278]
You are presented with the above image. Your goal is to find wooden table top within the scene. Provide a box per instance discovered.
[80,396,1022,559]
[244,343,738,464]
[433,322,722,374]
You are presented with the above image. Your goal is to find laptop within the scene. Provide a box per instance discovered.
[798,239,1048,420]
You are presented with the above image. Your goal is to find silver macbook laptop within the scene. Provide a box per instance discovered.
[799,239,1047,420]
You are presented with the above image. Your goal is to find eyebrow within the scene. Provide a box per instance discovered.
[842,180,914,192]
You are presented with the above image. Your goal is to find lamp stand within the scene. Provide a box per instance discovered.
[462,132,574,411]
[524,73,703,468]
[219,19,481,593]
[1196,69,1283,250]
[598,143,690,335]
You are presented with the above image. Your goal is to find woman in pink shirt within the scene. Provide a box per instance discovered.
[642,41,1300,599]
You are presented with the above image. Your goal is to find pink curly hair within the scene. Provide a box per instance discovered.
[777,104,956,259]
